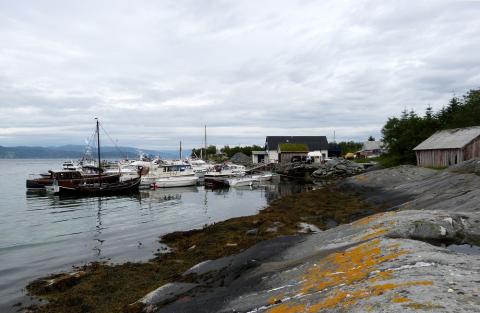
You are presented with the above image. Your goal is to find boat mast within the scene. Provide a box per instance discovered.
[95,118,102,186]
[179,140,182,160]
[204,124,207,160]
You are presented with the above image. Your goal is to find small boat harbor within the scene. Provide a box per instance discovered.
[11,121,371,312]
[25,120,275,197]
[26,157,275,194]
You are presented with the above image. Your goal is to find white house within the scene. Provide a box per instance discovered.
[358,141,384,158]
[258,136,329,164]
[251,151,268,164]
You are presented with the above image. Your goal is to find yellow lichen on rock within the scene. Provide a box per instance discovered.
[392,296,411,303]
[268,293,284,305]
[360,228,388,241]
[267,239,433,313]
[301,239,406,295]
[267,303,306,313]
[352,213,385,226]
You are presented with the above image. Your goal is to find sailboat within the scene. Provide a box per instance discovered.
[53,118,142,196]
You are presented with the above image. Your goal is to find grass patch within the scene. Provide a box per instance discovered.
[26,186,384,313]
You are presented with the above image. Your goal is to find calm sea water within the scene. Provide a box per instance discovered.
[0,159,309,312]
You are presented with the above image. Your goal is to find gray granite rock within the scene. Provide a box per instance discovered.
[138,164,480,313]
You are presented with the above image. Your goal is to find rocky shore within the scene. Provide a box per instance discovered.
[26,161,480,313]
[274,158,368,180]
[136,163,480,313]
[312,158,365,178]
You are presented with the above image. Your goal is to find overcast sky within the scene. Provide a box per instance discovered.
[0,0,479,149]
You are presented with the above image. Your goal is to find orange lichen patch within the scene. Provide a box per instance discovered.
[267,239,430,313]
[268,280,433,313]
[371,222,386,230]
[360,228,388,241]
[267,303,306,313]
[368,270,393,283]
[370,281,432,297]
[268,293,284,305]
[405,301,444,310]
[392,296,411,303]
[352,213,385,226]
[301,239,406,295]
[308,290,352,311]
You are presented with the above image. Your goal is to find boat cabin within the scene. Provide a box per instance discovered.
[50,171,83,180]
[161,164,193,172]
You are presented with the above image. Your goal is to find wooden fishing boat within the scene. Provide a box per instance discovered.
[54,176,141,196]
[26,168,120,190]
[44,118,141,196]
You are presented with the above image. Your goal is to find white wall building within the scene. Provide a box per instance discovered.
[261,136,329,164]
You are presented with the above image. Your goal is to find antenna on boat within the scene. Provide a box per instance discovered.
[204,124,207,161]
[95,117,102,186]
[179,140,182,160]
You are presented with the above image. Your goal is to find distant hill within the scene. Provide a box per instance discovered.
[0,145,189,160]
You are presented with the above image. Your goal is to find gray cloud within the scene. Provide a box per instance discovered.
[0,0,479,149]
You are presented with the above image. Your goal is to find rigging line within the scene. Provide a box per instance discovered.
[99,122,126,157]
[82,128,97,160]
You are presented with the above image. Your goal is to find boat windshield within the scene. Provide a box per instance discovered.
[53,171,83,179]
[163,165,192,172]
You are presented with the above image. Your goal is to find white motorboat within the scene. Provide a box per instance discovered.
[141,160,196,187]
[186,158,212,178]
[154,176,199,188]
[104,163,141,182]
[251,173,273,182]
[204,163,247,187]
[226,172,273,187]
[226,176,256,187]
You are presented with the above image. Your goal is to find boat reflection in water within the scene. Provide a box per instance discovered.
[138,186,199,202]
[263,180,315,204]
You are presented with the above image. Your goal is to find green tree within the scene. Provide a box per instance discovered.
[221,145,264,158]
[190,145,218,159]
[337,141,363,155]
[380,88,480,166]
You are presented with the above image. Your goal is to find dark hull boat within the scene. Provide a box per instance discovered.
[26,170,120,190]
[44,118,142,197]
[204,176,229,188]
[53,176,141,196]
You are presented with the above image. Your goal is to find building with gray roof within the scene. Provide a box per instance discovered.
[413,126,480,167]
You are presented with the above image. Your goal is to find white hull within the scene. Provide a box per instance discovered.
[141,176,157,186]
[226,177,256,187]
[154,176,199,188]
[194,170,206,178]
[252,173,273,182]
[227,173,273,187]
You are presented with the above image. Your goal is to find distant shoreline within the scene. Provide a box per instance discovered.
[0,145,187,160]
